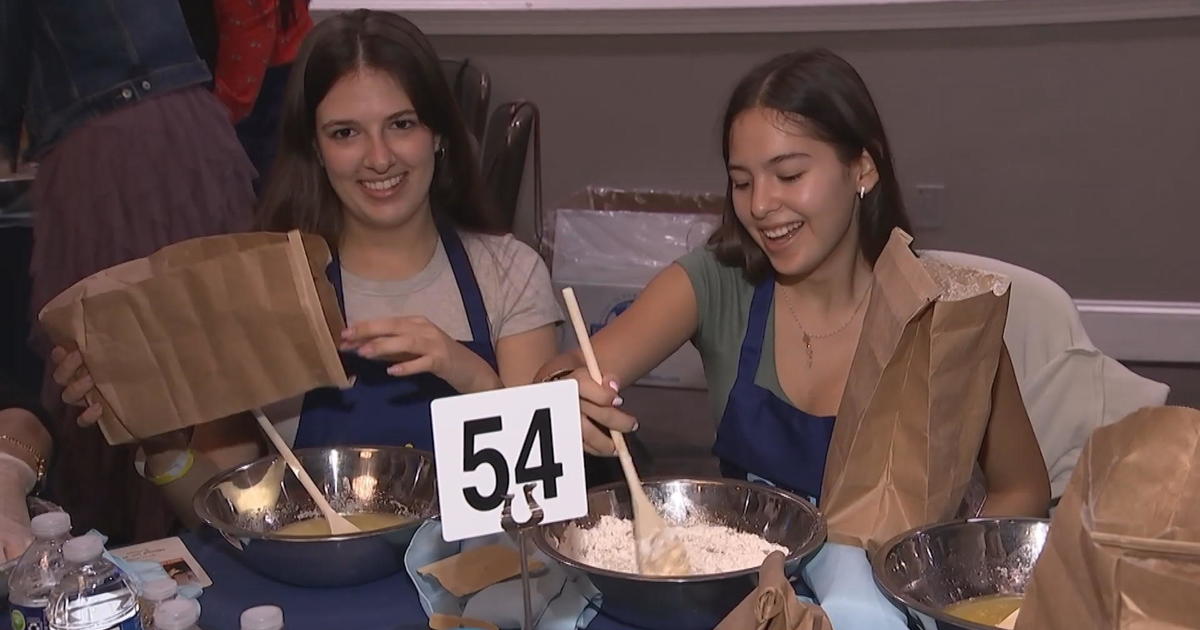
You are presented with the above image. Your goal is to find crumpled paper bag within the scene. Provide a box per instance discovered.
[715,551,833,630]
[1018,406,1200,629]
[821,228,1016,552]
[38,230,348,444]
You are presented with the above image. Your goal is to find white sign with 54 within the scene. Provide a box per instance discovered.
[431,380,588,542]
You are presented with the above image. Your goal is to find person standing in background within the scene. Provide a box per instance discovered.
[0,370,54,561]
[0,0,256,544]
[213,0,314,189]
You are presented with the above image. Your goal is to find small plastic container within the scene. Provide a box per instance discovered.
[139,576,179,628]
[240,605,284,630]
[152,599,201,630]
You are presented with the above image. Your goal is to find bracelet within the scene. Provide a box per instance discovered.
[541,368,576,383]
[0,435,46,484]
[148,449,195,486]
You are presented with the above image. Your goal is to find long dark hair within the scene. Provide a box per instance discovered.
[257,10,496,244]
[709,48,911,283]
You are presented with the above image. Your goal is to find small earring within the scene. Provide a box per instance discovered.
[858,186,866,200]
[435,144,446,159]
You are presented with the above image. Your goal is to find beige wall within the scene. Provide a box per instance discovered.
[434,17,1200,302]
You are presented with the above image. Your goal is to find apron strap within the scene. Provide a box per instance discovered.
[326,253,347,317]
[438,222,495,356]
[733,273,775,385]
[438,224,497,370]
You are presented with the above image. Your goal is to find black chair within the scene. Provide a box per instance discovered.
[481,101,540,237]
[439,58,490,145]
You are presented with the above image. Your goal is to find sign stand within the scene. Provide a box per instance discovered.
[501,483,545,630]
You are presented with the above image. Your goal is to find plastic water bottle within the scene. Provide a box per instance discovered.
[47,535,142,630]
[151,599,200,630]
[8,512,73,630]
[239,605,284,630]
[137,577,178,629]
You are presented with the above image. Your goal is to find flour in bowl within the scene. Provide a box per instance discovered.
[562,515,787,576]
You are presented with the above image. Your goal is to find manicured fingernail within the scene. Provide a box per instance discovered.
[613,396,624,407]
[608,380,619,392]
[632,421,639,431]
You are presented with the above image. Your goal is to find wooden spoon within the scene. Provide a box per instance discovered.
[562,288,690,576]
[251,408,360,535]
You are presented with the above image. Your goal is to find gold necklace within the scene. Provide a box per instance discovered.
[779,284,872,368]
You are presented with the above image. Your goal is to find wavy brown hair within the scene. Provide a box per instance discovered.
[257,10,498,244]
[710,48,912,283]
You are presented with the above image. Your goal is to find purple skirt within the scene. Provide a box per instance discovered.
[31,87,256,544]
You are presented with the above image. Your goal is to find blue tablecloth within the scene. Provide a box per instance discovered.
[182,530,636,630]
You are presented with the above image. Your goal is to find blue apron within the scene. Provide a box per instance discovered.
[712,274,837,501]
[294,225,498,450]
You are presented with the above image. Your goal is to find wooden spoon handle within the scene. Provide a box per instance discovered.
[561,289,655,511]
[251,408,359,533]
[562,290,636,462]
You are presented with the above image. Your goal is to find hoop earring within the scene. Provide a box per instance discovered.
[435,144,446,160]
[858,186,866,200]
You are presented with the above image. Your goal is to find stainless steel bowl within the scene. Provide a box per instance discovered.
[872,518,1050,630]
[194,445,437,587]
[533,477,827,630]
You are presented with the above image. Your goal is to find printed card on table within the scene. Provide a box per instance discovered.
[112,536,213,588]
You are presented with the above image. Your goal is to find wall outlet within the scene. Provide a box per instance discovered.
[912,184,946,230]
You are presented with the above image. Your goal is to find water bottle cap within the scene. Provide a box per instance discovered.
[62,534,104,563]
[240,605,284,630]
[141,576,179,601]
[30,511,71,538]
[153,598,200,630]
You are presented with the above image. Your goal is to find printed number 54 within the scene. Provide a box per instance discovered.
[461,409,564,512]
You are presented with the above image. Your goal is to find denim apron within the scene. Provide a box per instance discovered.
[712,273,836,501]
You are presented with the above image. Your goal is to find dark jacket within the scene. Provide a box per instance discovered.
[0,0,211,159]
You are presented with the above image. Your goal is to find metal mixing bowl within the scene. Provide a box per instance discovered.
[872,517,1050,630]
[194,445,437,587]
[533,477,827,630]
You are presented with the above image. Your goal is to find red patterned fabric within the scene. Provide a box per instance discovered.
[213,0,312,122]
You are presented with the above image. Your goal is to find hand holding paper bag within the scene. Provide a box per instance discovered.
[38,231,350,445]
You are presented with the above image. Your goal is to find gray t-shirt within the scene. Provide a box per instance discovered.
[676,247,795,423]
[341,231,561,342]
[268,231,562,445]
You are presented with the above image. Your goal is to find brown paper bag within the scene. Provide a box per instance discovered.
[1017,406,1200,630]
[38,231,350,444]
[715,551,833,630]
[820,229,1015,552]
[417,544,545,598]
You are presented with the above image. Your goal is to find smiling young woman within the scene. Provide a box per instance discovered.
[49,10,563,526]
[537,48,1048,516]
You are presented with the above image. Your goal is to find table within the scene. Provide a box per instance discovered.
[182,530,638,630]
